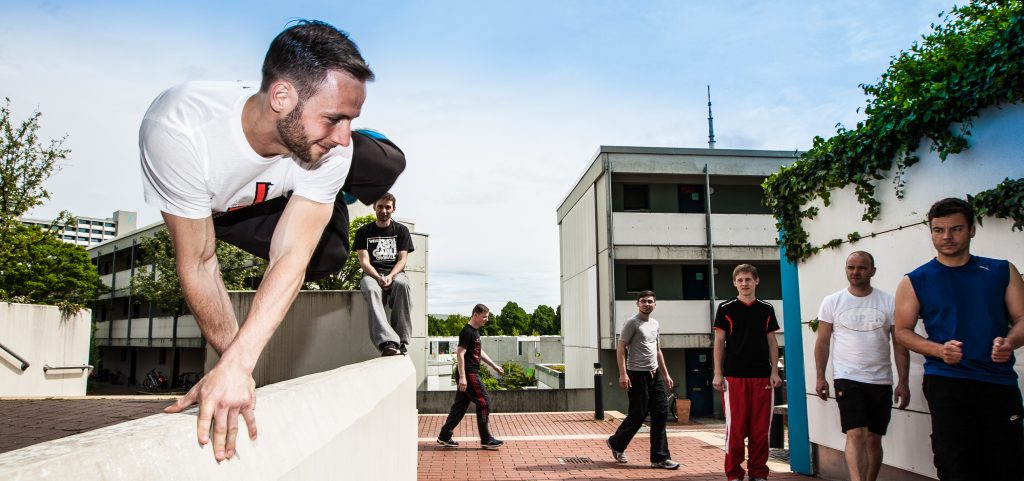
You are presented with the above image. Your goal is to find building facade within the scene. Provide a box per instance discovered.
[557,146,797,416]
[21,210,137,247]
[87,204,430,390]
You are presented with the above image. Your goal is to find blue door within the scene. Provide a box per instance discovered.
[685,348,714,417]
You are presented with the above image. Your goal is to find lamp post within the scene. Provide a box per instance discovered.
[594,362,604,420]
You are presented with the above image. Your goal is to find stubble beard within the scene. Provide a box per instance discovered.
[276,100,316,164]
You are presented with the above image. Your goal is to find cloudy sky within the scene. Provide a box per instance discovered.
[2,0,948,314]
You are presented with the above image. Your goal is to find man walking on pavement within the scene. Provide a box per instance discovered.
[894,197,1024,480]
[815,251,910,481]
[606,290,680,470]
[437,304,506,450]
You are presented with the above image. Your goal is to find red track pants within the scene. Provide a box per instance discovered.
[723,377,773,480]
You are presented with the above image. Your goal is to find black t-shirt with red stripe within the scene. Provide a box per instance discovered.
[458,323,482,373]
[713,297,780,378]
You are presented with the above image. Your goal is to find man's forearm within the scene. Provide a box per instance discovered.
[713,338,725,376]
[814,339,829,381]
[221,250,307,370]
[895,326,943,359]
[178,256,239,355]
[390,252,408,276]
[894,342,911,384]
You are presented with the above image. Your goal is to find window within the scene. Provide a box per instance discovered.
[438,341,450,355]
[622,184,650,211]
[625,265,652,292]
[104,222,115,228]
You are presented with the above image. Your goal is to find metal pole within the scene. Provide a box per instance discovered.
[704,164,717,332]
[594,362,605,420]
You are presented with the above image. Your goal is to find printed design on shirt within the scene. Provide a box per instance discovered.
[473,338,481,364]
[227,182,274,211]
[835,307,887,332]
[368,236,398,262]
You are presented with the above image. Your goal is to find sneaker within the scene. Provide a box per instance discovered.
[750,478,767,481]
[436,437,458,447]
[379,342,401,357]
[606,438,627,463]
[650,459,680,470]
[481,438,504,450]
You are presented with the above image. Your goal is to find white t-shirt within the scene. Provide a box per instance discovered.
[817,288,895,385]
[139,81,352,219]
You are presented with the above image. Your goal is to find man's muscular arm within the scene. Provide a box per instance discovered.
[164,196,333,461]
[161,212,239,354]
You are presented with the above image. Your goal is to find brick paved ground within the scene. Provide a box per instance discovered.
[0,398,171,454]
[418,412,806,481]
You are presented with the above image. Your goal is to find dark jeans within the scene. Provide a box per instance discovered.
[608,368,671,463]
[439,372,493,442]
[923,375,1024,481]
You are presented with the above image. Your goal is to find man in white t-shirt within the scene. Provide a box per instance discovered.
[140,20,397,462]
[814,251,910,481]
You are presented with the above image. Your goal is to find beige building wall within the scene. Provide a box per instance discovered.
[0,303,91,396]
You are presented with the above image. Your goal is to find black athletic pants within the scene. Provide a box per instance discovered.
[923,375,1024,481]
[608,368,671,463]
[212,131,405,282]
[439,371,493,442]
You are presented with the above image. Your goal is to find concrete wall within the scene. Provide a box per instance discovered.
[207,291,428,390]
[797,103,1024,480]
[418,387,595,414]
[0,357,417,481]
[0,303,91,397]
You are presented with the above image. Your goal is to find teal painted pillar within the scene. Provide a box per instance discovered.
[780,243,813,475]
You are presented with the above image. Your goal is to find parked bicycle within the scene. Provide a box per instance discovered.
[141,368,169,391]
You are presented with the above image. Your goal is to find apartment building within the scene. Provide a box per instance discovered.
[557,146,798,416]
[21,210,137,247]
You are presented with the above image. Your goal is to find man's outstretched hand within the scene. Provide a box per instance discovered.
[164,361,258,461]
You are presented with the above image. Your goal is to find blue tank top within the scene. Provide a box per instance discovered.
[907,256,1016,385]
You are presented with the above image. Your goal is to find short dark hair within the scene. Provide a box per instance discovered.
[733,264,759,280]
[260,20,375,99]
[376,192,396,209]
[472,304,490,315]
[637,290,656,301]
[927,197,974,228]
[848,251,875,268]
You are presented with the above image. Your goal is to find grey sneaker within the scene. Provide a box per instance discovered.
[436,437,458,447]
[750,478,767,481]
[606,438,627,463]
[481,438,504,450]
[650,459,680,470]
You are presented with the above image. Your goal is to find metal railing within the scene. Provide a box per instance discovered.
[0,341,31,371]
[43,364,93,373]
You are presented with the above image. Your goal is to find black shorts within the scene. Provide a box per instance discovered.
[834,378,893,435]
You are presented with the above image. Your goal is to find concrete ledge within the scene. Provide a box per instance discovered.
[0,357,416,481]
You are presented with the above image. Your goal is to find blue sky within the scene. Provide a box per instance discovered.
[2,0,948,314]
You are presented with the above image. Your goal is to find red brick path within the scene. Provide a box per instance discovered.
[418,412,809,480]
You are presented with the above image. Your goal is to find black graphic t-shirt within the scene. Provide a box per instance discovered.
[353,221,415,275]
[458,323,482,373]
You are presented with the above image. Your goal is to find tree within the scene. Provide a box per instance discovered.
[303,214,375,290]
[497,301,530,336]
[529,304,557,336]
[0,223,103,312]
[0,98,100,313]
